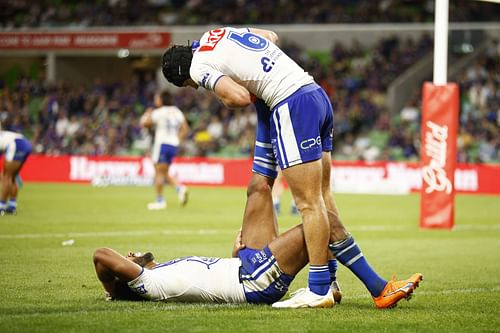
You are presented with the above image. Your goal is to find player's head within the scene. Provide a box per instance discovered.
[155,90,173,107]
[127,251,156,267]
[162,45,193,87]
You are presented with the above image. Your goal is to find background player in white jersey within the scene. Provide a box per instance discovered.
[161,27,422,308]
[140,91,190,210]
[0,130,32,215]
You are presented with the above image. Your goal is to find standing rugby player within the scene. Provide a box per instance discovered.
[0,130,32,215]
[161,27,422,308]
[140,91,190,210]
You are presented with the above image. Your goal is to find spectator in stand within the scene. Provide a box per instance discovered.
[1,0,497,28]
[1,31,497,164]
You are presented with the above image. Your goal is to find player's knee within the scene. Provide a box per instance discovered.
[246,176,272,198]
[294,198,322,216]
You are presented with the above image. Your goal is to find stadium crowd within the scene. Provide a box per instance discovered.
[0,1,498,163]
[1,0,498,28]
[1,33,498,163]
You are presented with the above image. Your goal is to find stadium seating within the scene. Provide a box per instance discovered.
[1,0,497,28]
[0,1,498,162]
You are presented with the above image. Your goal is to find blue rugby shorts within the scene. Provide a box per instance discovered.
[238,246,294,304]
[152,143,178,164]
[251,83,333,178]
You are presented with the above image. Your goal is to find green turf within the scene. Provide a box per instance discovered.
[0,183,499,333]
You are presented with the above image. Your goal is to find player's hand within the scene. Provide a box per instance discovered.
[250,93,257,103]
[232,228,246,257]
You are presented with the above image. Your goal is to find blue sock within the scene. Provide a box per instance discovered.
[156,196,164,203]
[8,199,17,208]
[308,265,330,296]
[329,236,387,297]
[328,259,338,283]
[0,201,6,209]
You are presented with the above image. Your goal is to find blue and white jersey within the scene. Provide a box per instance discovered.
[190,27,314,109]
[128,256,246,303]
[151,106,185,147]
[0,130,32,162]
[0,130,23,152]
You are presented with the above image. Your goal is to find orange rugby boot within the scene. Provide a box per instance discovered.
[373,273,423,309]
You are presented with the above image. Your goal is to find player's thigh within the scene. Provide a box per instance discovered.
[3,160,22,179]
[321,152,332,194]
[281,159,323,206]
[154,163,169,177]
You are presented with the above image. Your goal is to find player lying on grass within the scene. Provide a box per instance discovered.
[94,223,422,308]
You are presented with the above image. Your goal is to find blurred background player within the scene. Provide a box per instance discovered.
[140,91,190,210]
[272,170,298,215]
[0,130,32,215]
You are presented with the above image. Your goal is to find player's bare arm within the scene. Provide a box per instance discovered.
[231,228,246,258]
[178,119,190,141]
[140,108,154,128]
[213,76,252,108]
[249,28,279,44]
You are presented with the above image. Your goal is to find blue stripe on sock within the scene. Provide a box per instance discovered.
[328,259,338,282]
[329,237,387,297]
[309,265,330,296]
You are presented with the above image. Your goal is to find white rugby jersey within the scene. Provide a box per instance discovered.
[190,27,314,109]
[0,130,22,151]
[128,256,246,303]
[151,106,186,147]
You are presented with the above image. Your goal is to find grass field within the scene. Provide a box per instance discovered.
[0,183,499,333]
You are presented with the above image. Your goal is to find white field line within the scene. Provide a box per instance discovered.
[0,229,221,239]
[1,224,499,239]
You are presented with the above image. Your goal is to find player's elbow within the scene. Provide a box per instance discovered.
[267,31,279,44]
[93,247,113,265]
[140,116,152,128]
[223,92,252,108]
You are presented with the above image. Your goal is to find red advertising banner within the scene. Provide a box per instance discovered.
[12,155,500,195]
[18,155,254,187]
[0,31,170,50]
[420,83,459,229]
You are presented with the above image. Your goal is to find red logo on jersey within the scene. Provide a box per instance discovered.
[198,28,226,52]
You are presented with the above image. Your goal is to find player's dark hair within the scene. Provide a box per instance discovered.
[162,45,193,87]
[160,91,173,105]
[131,252,155,267]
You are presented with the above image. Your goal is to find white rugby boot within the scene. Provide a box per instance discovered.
[272,288,335,308]
[147,201,167,210]
[177,186,189,206]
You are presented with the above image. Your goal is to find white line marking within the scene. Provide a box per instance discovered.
[0,224,499,240]
[0,229,222,239]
